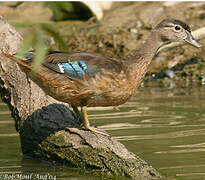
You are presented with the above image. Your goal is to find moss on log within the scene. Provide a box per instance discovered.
[0,15,161,179]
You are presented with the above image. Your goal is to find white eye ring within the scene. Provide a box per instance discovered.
[174,25,182,32]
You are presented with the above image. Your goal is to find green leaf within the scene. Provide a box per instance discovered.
[39,23,67,51]
[16,21,67,73]
[16,35,33,58]
[44,2,74,21]
[32,28,48,72]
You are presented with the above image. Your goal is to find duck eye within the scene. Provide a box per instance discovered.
[174,25,182,31]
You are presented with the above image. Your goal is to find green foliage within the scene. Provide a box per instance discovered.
[16,34,34,58]
[38,23,67,51]
[44,2,93,21]
[45,2,74,21]
[17,23,67,72]
[32,27,48,72]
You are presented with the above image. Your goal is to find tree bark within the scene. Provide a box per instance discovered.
[0,16,161,179]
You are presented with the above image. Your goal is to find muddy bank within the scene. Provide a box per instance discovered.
[63,2,205,85]
[1,2,205,85]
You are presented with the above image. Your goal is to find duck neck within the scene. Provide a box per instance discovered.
[137,30,163,60]
[125,30,164,75]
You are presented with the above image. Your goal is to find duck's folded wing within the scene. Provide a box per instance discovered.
[43,51,123,80]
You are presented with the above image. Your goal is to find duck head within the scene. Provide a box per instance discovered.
[155,18,202,48]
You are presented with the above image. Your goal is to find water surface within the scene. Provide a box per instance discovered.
[0,83,205,180]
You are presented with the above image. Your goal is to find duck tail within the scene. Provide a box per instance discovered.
[1,52,32,73]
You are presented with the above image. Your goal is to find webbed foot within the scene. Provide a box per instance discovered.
[82,106,110,136]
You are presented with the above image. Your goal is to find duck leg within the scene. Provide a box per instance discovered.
[71,105,81,119]
[82,106,109,136]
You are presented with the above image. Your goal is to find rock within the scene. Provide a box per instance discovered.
[20,103,161,179]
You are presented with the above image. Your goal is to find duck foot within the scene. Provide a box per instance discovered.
[84,125,110,136]
[82,106,110,136]
[71,105,110,136]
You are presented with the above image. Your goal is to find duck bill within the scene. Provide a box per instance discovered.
[185,31,203,48]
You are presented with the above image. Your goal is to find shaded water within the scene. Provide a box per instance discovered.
[0,82,205,180]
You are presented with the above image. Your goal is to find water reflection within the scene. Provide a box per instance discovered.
[0,83,205,180]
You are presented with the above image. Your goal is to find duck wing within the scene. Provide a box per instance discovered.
[42,51,123,80]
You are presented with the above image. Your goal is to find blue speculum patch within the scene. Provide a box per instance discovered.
[60,60,88,77]
[24,52,34,59]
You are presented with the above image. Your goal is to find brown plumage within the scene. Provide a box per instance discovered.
[2,18,202,135]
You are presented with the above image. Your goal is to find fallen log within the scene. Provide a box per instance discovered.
[0,16,161,179]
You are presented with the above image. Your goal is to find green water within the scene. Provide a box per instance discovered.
[0,83,205,180]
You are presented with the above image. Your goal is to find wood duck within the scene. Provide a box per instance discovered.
[2,18,202,136]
